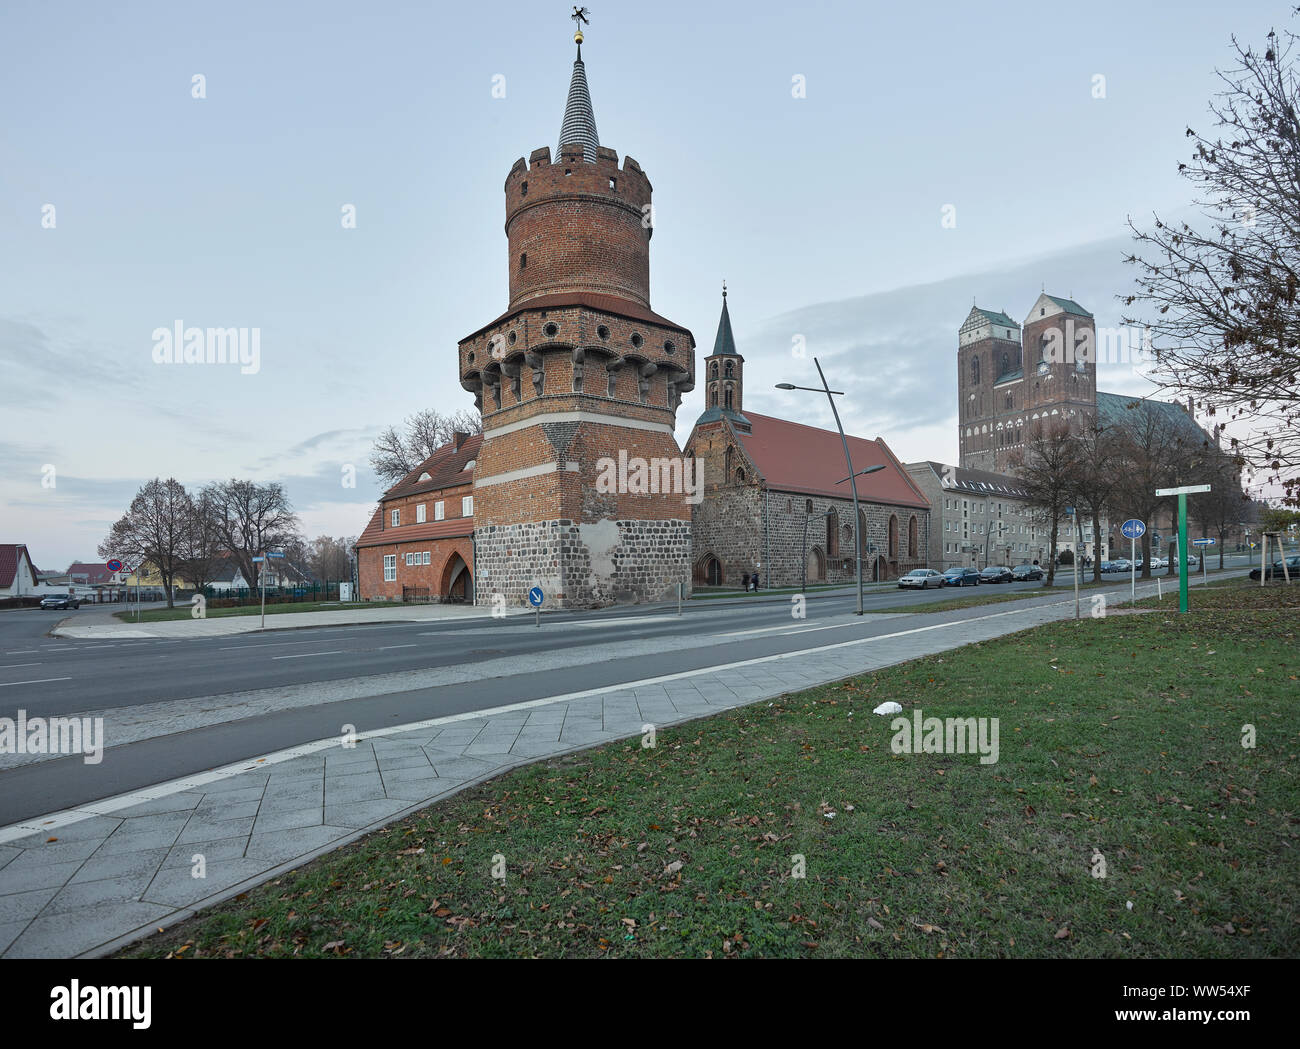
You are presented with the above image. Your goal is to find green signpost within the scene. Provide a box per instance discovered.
[1155,484,1210,613]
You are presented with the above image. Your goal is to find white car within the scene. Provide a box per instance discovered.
[898,569,945,590]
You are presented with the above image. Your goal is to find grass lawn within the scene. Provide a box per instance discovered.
[121,583,1298,959]
[116,600,406,623]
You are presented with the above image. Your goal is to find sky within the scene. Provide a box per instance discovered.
[0,0,1287,569]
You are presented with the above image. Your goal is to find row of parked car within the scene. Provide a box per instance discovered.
[898,563,1046,589]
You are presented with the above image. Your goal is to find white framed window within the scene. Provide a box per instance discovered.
[435,501,444,521]
[391,509,399,527]
[416,504,426,523]
[423,551,430,565]
[383,555,396,582]
[404,553,412,566]
[462,495,474,517]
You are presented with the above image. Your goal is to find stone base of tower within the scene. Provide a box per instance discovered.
[474,518,691,609]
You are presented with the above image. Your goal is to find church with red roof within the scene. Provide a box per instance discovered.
[683,290,931,588]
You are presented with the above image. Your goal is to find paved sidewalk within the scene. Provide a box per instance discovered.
[0,578,1195,957]
[53,601,526,640]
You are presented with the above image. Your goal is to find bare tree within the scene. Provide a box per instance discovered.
[1072,421,1121,582]
[201,480,301,595]
[1192,447,1250,568]
[1123,21,1300,506]
[1009,422,1082,587]
[179,489,224,593]
[98,478,191,608]
[369,408,482,486]
[307,536,354,582]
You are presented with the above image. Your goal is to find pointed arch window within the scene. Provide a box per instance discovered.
[724,386,733,410]
[710,362,718,380]
[724,360,734,379]
[971,356,981,385]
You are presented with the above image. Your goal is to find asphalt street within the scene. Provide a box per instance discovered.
[0,561,1254,825]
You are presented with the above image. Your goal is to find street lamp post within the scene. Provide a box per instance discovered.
[778,359,884,615]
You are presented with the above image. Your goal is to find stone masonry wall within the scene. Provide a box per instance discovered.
[475,517,691,609]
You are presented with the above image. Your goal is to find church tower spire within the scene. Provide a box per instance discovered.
[558,20,600,163]
[698,282,749,431]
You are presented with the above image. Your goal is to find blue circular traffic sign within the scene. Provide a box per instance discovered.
[1120,519,1146,540]
[106,559,123,573]
[528,586,544,607]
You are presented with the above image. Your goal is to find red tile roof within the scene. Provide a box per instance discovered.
[461,293,695,345]
[735,412,930,508]
[355,509,475,550]
[382,433,484,501]
[0,545,38,588]
[67,562,115,585]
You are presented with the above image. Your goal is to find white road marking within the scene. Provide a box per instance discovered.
[0,663,41,669]
[0,677,72,688]
[271,650,346,660]
[378,644,418,651]
[221,636,358,651]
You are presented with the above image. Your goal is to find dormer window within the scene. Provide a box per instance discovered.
[418,472,431,482]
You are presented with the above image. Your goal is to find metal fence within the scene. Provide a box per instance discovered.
[198,581,350,608]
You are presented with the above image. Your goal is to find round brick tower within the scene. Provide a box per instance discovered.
[458,27,696,608]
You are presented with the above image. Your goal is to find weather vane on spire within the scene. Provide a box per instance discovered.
[571,6,590,52]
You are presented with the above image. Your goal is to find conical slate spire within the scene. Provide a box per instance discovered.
[558,41,600,163]
[710,284,738,357]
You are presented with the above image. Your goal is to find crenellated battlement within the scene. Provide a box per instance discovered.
[504,143,652,220]
[503,141,655,309]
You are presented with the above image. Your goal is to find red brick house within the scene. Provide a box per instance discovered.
[356,432,481,602]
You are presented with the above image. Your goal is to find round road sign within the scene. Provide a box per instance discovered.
[1120,519,1146,540]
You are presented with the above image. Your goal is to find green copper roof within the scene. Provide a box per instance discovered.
[1045,295,1093,318]
[708,290,740,358]
[975,307,1020,330]
[1095,391,1210,448]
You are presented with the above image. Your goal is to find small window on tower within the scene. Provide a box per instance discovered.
[609,176,616,191]
[597,325,610,340]
[630,333,643,349]
[520,253,527,270]
[543,322,558,338]
[521,181,528,196]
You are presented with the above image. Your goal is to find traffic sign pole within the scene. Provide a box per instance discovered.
[1154,486,1210,614]
[1178,493,1189,613]
[1131,535,1136,608]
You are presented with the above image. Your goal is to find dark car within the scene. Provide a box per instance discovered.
[978,565,1013,584]
[1011,563,1044,581]
[942,567,980,587]
[1249,555,1300,581]
[40,594,81,610]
